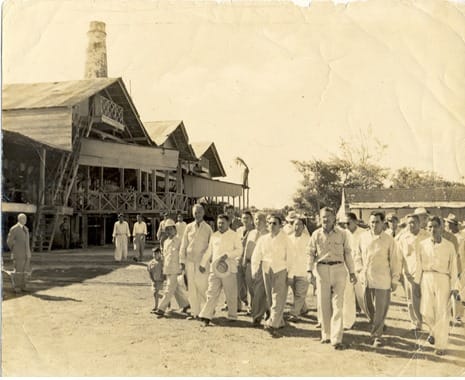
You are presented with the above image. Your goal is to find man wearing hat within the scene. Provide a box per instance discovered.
[180,204,213,320]
[283,211,297,235]
[156,212,170,249]
[198,214,242,325]
[112,214,131,262]
[396,213,429,331]
[154,219,189,317]
[445,213,465,326]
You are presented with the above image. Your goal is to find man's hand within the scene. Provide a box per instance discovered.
[180,263,185,271]
[307,271,315,284]
[112,237,115,244]
[220,254,228,261]
[199,265,206,274]
[349,273,357,285]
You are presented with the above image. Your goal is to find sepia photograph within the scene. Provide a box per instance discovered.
[1,0,465,376]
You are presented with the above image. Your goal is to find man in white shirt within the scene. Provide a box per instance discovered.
[198,214,242,325]
[132,214,148,262]
[156,212,170,248]
[416,216,459,356]
[444,213,464,327]
[180,204,213,320]
[252,214,295,337]
[307,207,357,350]
[175,213,187,240]
[236,211,255,312]
[288,216,311,322]
[340,213,365,330]
[397,214,429,331]
[355,211,401,348]
[112,214,131,262]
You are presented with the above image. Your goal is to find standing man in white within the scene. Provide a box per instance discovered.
[132,214,147,262]
[180,204,213,320]
[307,207,357,350]
[199,214,242,325]
[416,215,459,356]
[112,214,131,262]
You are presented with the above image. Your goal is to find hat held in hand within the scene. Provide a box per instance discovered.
[213,257,231,278]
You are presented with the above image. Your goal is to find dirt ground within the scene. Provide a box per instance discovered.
[2,247,465,376]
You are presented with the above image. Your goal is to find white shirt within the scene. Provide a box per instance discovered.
[355,230,401,290]
[415,238,458,289]
[133,221,147,236]
[176,221,187,239]
[200,229,242,272]
[396,229,429,278]
[112,221,131,237]
[289,232,311,277]
[251,230,295,277]
[180,220,213,264]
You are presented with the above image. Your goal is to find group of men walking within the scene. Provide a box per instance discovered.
[143,203,464,357]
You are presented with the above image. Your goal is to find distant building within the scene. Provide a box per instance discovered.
[346,187,465,222]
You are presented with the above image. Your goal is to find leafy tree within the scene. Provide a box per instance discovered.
[390,167,465,189]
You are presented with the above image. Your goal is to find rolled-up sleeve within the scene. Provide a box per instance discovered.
[251,238,264,278]
[306,234,317,272]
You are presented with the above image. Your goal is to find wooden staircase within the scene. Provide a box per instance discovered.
[31,111,94,252]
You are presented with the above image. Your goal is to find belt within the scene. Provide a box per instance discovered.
[318,261,343,266]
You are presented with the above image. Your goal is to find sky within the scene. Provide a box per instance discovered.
[3,0,465,208]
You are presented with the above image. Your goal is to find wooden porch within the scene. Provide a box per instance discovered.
[69,190,188,214]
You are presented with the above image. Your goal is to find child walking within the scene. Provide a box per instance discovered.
[147,247,164,313]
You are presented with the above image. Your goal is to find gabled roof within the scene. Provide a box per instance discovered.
[144,120,197,161]
[2,78,119,109]
[191,141,226,178]
[346,187,465,204]
[2,78,153,151]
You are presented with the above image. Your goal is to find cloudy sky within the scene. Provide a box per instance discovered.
[3,0,465,208]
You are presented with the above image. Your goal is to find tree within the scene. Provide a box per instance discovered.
[292,127,389,214]
[390,167,465,189]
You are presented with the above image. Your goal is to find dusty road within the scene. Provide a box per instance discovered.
[2,248,465,376]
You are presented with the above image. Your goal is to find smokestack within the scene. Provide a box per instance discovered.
[84,21,108,78]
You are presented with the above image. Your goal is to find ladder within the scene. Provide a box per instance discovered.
[31,111,94,252]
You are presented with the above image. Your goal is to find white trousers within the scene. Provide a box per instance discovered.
[185,261,209,317]
[315,263,347,344]
[199,272,238,320]
[343,276,356,329]
[158,274,189,311]
[420,272,452,350]
[114,235,128,261]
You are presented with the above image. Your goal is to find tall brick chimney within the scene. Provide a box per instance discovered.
[84,21,108,78]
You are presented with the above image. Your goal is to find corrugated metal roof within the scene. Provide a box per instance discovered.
[346,188,465,203]
[2,78,119,110]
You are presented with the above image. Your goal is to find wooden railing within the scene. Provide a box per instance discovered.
[70,191,188,214]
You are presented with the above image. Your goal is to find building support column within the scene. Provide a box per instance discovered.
[120,168,125,191]
[137,169,142,192]
[82,214,88,249]
[39,148,46,205]
[151,170,157,193]
[100,215,106,245]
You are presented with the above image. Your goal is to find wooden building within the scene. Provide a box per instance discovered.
[2,80,246,251]
[346,187,465,222]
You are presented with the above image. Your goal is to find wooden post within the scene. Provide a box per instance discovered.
[164,171,169,194]
[151,170,157,193]
[232,197,235,208]
[120,168,125,191]
[137,169,142,192]
[246,188,249,209]
[145,172,149,192]
[100,216,106,245]
[39,148,46,205]
[82,214,88,249]
[100,167,104,189]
